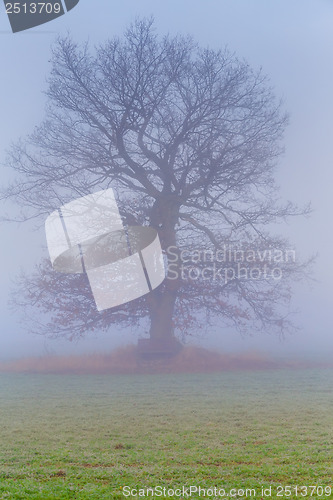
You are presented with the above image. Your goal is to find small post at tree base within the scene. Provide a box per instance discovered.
[137,337,183,359]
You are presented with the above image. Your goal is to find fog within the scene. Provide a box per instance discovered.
[1,0,332,361]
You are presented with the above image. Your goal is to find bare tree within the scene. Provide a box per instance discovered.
[3,19,310,354]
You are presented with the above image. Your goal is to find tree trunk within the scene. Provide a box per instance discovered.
[149,287,177,341]
[140,194,182,356]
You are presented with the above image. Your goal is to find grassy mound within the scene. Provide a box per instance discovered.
[0,344,316,374]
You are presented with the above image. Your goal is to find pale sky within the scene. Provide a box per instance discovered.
[1,0,333,360]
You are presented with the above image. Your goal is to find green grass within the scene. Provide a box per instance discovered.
[0,369,332,498]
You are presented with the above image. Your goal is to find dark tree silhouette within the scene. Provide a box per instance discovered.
[3,19,309,354]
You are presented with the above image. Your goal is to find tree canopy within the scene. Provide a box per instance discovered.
[3,19,309,344]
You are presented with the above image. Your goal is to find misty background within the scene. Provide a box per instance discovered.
[0,0,332,361]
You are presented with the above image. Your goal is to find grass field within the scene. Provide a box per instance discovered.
[0,369,332,499]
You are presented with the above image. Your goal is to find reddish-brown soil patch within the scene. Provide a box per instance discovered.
[0,344,326,374]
